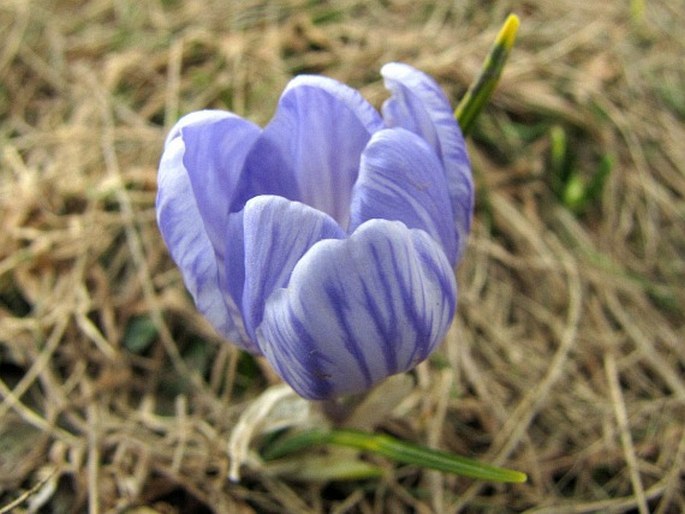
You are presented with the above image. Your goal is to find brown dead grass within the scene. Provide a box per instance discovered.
[1,0,683,512]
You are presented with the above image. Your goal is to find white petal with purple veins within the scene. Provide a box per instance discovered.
[175,110,261,249]
[381,63,473,259]
[235,76,384,227]
[156,119,255,350]
[257,220,457,399]
[349,128,458,264]
[239,195,344,340]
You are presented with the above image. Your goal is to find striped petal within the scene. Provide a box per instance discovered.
[156,113,255,350]
[234,75,384,227]
[172,111,263,349]
[381,63,473,259]
[256,220,457,400]
[239,195,345,340]
[349,128,457,264]
[176,110,261,250]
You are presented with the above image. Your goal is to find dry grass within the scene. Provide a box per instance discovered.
[1,0,683,512]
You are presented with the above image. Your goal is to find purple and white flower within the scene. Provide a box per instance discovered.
[156,63,473,400]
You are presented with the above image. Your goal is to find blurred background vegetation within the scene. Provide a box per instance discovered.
[0,0,683,512]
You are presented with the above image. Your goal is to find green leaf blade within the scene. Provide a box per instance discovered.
[263,429,527,484]
[455,14,520,136]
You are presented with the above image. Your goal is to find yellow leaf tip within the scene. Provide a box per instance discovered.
[512,471,528,484]
[497,14,520,51]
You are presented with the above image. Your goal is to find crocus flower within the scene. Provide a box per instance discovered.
[156,63,473,400]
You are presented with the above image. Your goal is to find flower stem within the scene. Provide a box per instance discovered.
[316,393,368,425]
[454,14,520,136]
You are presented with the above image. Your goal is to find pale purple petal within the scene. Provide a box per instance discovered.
[171,111,262,352]
[239,195,344,340]
[381,62,473,259]
[349,128,458,264]
[179,110,261,250]
[156,123,254,350]
[234,76,384,227]
[257,220,457,400]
